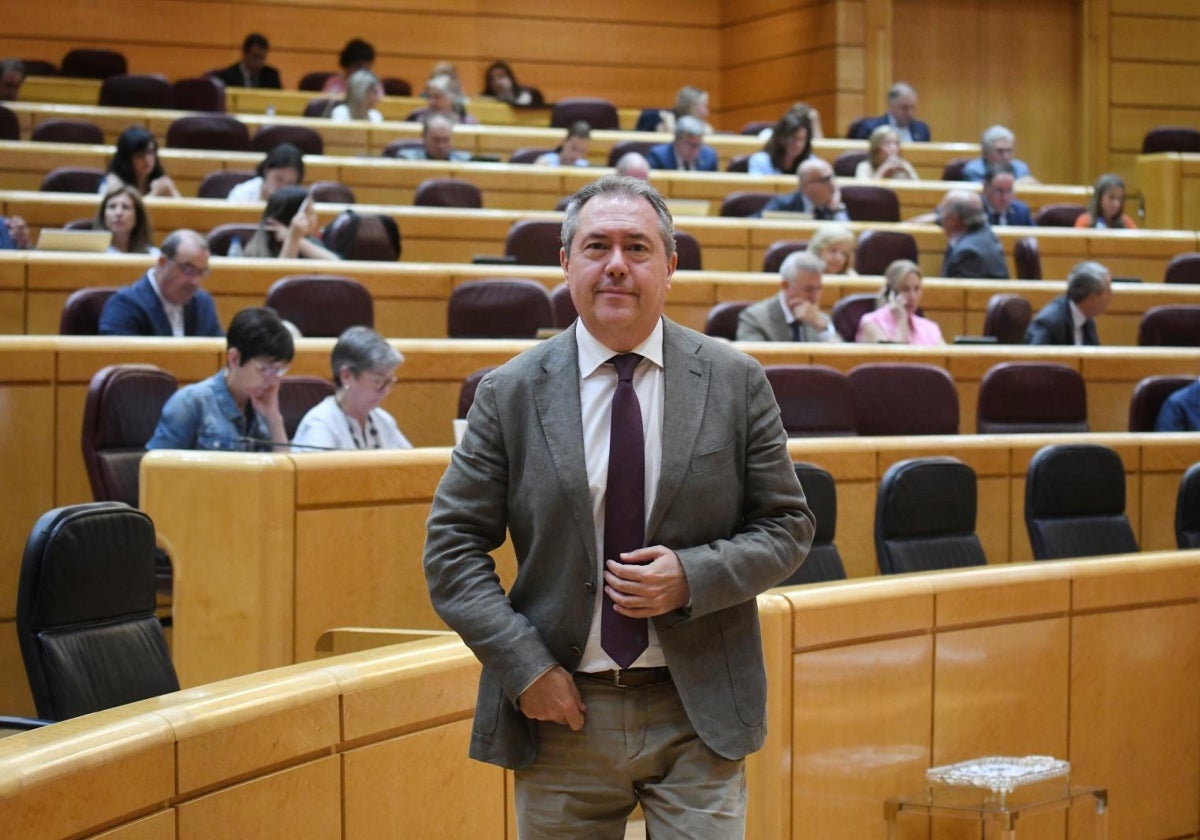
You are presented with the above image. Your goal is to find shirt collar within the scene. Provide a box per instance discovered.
[776,290,797,325]
[575,317,665,379]
[148,267,184,319]
[1068,298,1088,329]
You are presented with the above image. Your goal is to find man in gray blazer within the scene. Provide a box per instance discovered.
[938,189,1011,279]
[424,175,812,838]
[737,251,841,342]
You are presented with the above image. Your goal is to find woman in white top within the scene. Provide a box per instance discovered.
[854,125,919,180]
[292,326,412,450]
[330,69,384,123]
[748,110,815,176]
[227,142,304,202]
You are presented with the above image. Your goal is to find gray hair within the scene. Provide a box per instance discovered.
[330,326,403,384]
[675,115,705,139]
[981,124,1015,149]
[0,59,26,78]
[888,82,915,101]
[422,112,455,136]
[560,174,676,258]
[1066,261,1110,303]
[780,250,825,280]
[614,152,650,180]
[942,190,987,230]
[160,229,207,259]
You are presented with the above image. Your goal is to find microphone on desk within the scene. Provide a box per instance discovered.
[235,437,340,452]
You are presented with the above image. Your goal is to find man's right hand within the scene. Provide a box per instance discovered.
[790,299,827,330]
[517,666,586,731]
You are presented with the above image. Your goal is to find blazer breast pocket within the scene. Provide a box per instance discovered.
[690,438,736,476]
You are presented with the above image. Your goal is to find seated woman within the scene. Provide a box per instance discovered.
[855,125,919,180]
[409,73,478,125]
[655,85,715,135]
[146,307,294,451]
[1075,173,1138,229]
[330,70,384,123]
[856,259,945,345]
[227,143,304,202]
[322,38,375,96]
[535,121,591,167]
[807,223,857,276]
[756,101,824,142]
[101,126,180,198]
[243,186,339,260]
[95,185,158,255]
[481,60,542,107]
[292,326,413,450]
[748,111,815,176]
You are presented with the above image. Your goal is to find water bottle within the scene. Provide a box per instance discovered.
[266,104,275,118]
[227,237,243,258]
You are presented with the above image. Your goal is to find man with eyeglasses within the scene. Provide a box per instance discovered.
[755,158,849,220]
[99,229,224,337]
[962,125,1037,184]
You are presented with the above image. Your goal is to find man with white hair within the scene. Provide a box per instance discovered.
[937,190,1010,279]
[736,251,840,342]
[963,125,1035,182]
[646,116,718,171]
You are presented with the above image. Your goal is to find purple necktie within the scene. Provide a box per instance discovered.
[602,353,648,668]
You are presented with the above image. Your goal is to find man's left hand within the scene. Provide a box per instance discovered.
[604,546,690,617]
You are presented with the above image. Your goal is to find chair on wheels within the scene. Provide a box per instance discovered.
[874,457,988,575]
[278,377,337,440]
[833,151,867,177]
[173,76,226,112]
[206,222,259,256]
[1138,306,1200,346]
[1024,444,1139,560]
[1127,375,1193,431]
[982,294,1032,343]
[447,279,554,338]
[17,502,179,722]
[606,140,657,167]
[265,275,374,337]
[674,231,702,270]
[976,362,1088,433]
[60,287,119,335]
[1175,463,1200,548]
[778,463,846,585]
[308,181,357,204]
[764,365,857,437]
[854,230,918,275]
[704,301,751,341]
[848,363,959,436]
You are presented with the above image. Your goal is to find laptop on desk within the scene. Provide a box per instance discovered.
[35,229,112,252]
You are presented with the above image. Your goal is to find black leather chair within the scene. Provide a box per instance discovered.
[840,185,900,223]
[17,502,179,722]
[550,98,619,130]
[976,362,1088,433]
[764,365,857,437]
[1138,305,1200,346]
[982,293,1032,343]
[447,279,554,338]
[1024,444,1139,560]
[197,170,256,199]
[60,287,118,335]
[278,376,337,440]
[504,220,562,266]
[848,363,959,436]
[61,48,127,79]
[830,293,877,342]
[265,275,374,337]
[413,178,483,208]
[1175,463,1200,549]
[778,463,846,585]
[165,114,251,151]
[1142,127,1200,154]
[761,240,808,274]
[1164,253,1200,285]
[875,457,988,575]
[1013,236,1042,280]
[252,124,324,156]
[854,230,918,275]
[321,211,401,261]
[704,301,751,341]
[30,119,104,144]
[1128,375,1192,432]
[719,191,774,218]
[98,73,173,109]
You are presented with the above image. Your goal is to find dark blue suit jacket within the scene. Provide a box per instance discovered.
[849,114,931,142]
[1025,295,1099,346]
[646,142,718,172]
[211,62,282,90]
[986,198,1035,227]
[99,273,224,337]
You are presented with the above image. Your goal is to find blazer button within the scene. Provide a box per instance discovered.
[584,581,595,592]
[570,645,582,656]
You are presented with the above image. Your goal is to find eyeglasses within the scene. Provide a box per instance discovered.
[362,372,399,392]
[251,360,290,379]
[171,259,210,279]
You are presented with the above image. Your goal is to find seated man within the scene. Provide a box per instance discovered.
[394,113,472,162]
[1025,261,1112,346]
[962,125,1036,182]
[736,251,840,342]
[615,151,651,181]
[938,190,1009,279]
[1156,374,1200,431]
[147,307,293,451]
[646,116,718,172]
[0,58,26,101]
[211,33,282,89]
[99,229,223,337]
[756,159,849,221]
[982,162,1034,226]
[848,81,930,142]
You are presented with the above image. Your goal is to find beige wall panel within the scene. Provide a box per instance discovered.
[1110,15,1200,62]
[0,385,55,619]
[721,6,840,74]
[1112,62,1200,109]
[892,0,982,145]
[88,810,176,840]
[1111,0,1200,13]
[722,50,845,110]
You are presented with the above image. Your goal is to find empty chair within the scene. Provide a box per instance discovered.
[265,275,374,337]
[196,170,255,199]
[0,105,17,141]
[21,59,58,76]
[833,151,868,177]
[299,71,337,91]
[39,166,105,193]
[252,124,323,156]
[726,154,751,173]
[308,180,356,204]
[1142,127,1200,154]
[1138,305,1200,347]
[764,365,856,437]
[1034,203,1087,227]
[1024,443,1139,560]
[165,114,250,151]
[278,376,337,440]
[1013,236,1042,280]
[60,287,118,335]
[830,293,877,342]
[674,231,702,271]
[720,191,773,218]
[1175,463,1200,548]
[549,282,578,329]
[840,185,900,222]
[1128,375,1193,432]
[382,77,412,96]
[18,502,179,722]
[761,240,808,274]
[447,279,554,338]
[30,119,104,144]
[855,229,918,275]
[303,98,337,118]
[941,157,972,181]
[550,98,618,130]
[321,210,401,261]
[1163,253,1200,285]
[778,463,846,585]
[607,140,657,167]
[982,293,1033,344]
[509,147,551,164]
[61,48,127,79]
[976,362,1088,433]
[505,219,562,266]
[413,178,483,208]
[848,363,959,436]
[206,222,259,256]
[874,457,988,575]
[98,73,173,109]
[704,301,751,341]
[173,76,226,112]
[457,366,496,418]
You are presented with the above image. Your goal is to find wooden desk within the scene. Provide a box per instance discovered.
[1139,151,1200,232]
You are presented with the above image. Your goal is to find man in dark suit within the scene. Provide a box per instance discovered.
[755,158,850,220]
[646,116,718,172]
[99,229,223,337]
[1026,261,1112,345]
[737,251,840,341]
[849,82,931,142]
[938,189,1011,279]
[211,33,282,90]
[424,175,812,838]
[982,163,1035,227]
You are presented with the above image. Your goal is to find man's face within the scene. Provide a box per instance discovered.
[800,163,835,207]
[674,133,703,166]
[424,124,453,160]
[984,137,1016,165]
[889,92,917,127]
[243,45,268,76]
[157,238,210,306]
[783,271,822,308]
[560,136,589,166]
[984,173,1016,213]
[1082,275,1114,318]
[0,70,24,101]
[937,197,963,237]
[562,194,676,352]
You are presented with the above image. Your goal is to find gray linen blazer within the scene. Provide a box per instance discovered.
[736,295,833,342]
[424,317,813,769]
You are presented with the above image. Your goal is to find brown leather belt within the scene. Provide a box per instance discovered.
[576,667,672,688]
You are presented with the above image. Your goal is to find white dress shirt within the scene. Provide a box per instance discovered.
[148,267,184,337]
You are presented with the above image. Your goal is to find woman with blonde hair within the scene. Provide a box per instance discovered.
[656,85,714,134]
[330,69,383,122]
[856,259,944,345]
[807,223,857,276]
[855,125,918,180]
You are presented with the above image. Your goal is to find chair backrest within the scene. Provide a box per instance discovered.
[61,48,127,79]
[39,166,105,193]
[413,178,483,208]
[1034,203,1087,227]
[1138,305,1200,347]
[778,463,846,585]
[606,140,657,167]
[845,118,870,140]
[505,219,562,266]
[447,279,554,338]
[1128,374,1193,432]
[173,76,226,112]
[508,147,551,164]
[303,98,337,118]
[741,120,772,136]
[941,157,972,181]
[382,77,412,96]
[1013,236,1042,280]
[719,191,774,218]
[848,363,959,435]
[98,73,173,109]
[265,275,375,337]
[17,502,179,721]
[60,286,118,335]
[309,180,357,204]
[833,151,868,177]
[0,104,17,141]
[22,59,58,77]
[1163,253,1200,285]
[726,154,751,173]
[205,222,259,256]
[1024,444,1139,560]
[1176,462,1200,549]
[457,367,496,419]
[840,185,900,222]
[550,97,619,130]
[252,124,323,156]
[976,362,1088,433]
[764,365,857,437]
[830,293,877,342]
[875,457,988,575]
[165,114,250,151]
[1142,126,1200,154]
[982,293,1033,344]
[549,282,578,329]
[278,376,337,440]
[81,364,178,506]
[196,169,255,199]
[298,71,337,91]
[704,301,751,341]
[854,229,918,275]
[321,211,401,261]
[761,239,808,274]
[674,231,702,270]
[30,119,104,144]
